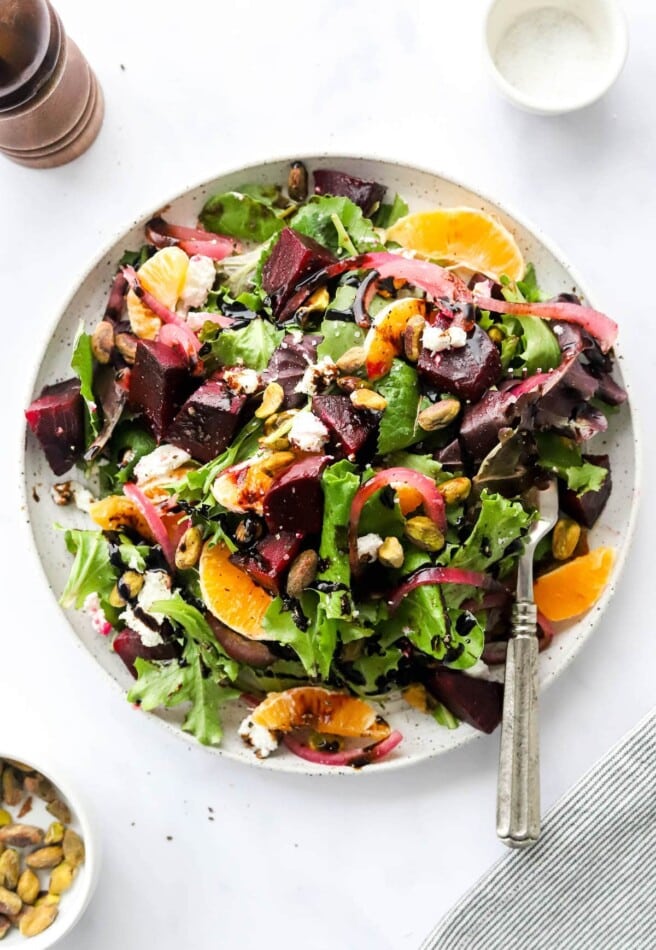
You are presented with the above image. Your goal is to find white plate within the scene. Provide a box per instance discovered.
[22,156,639,774]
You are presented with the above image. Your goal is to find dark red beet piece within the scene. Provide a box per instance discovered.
[231,530,305,594]
[25,378,84,476]
[262,227,337,317]
[166,375,247,464]
[425,668,504,734]
[263,333,320,409]
[437,438,464,470]
[560,454,612,528]
[264,455,330,535]
[205,613,275,667]
[418,317,502,403]
[459,389,519,463]
[113,627,180,678]
[129,340,192,441]
[312,394,378,460]
[313,169,386,214]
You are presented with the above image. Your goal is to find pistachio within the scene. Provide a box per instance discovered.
[19,903,58,938]
[49,862,75,896]
[0,850,19,889]
[91,320,115,364]
[404,516,445,552]
[438,476,472,505]
[288,160,309,202]
[116,570,144,602]
[3,761,34,774]
[335,346,366,374]
[350,389,387,412]
[115,331,137,364]
[258,412,295,450]
[0,887,21,917]
[34,893,59,907]
[403,314,426,362]
[286,550,319,599]
[417,398,461,431]
[109,583,126,609]
[175,525,203,570]
[23,773,56,804]
[62,829,85,870]
[0,914,10,939]
[263,410,297,436]
[308,732,343,753]
[26,846,63,870]
[46,799,71,825]
[17,869,39,905]
[377,536,404,569]
[233,517,264,549]
[1,769,21,807]
[487,326,503,345]
[17,797,32,820]
[255,382,285,419]
[0,812,10,829]
[258,452,295,478]
[552,517,581,561]
[335,375,372,393]
[0,825,44,849]
[44,822,65,846]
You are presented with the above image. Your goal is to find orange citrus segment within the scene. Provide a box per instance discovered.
[126,246,189,339]
[402,684,429,713]
[250,687,390,739]
[386,207,525,281]
[534,546,615,622]
[89,495,152,540]
[364,297,426,380]
[396,484,424,516]
[199,540,273,640]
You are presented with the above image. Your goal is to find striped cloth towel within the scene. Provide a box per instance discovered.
[421,709,656,950]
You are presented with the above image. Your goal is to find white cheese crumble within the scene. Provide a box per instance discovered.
[356,533,383,563]
[119,571,173,648]
[462,658,491,679]
[134,445,192,484]
[72,484,95,513]
[288,411,329,453]
[239,717,280,758]
[178,255,216,312]
[223,367,260,395]
[422,324,468,353]
[294,356,338,395]
[120,606,164,647]
[83,593,112,636]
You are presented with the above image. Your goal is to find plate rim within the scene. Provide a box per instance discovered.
[19,152,642,776]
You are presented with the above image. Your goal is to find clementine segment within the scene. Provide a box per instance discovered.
[126,246,189,339]
[386,207,525,281]
[89,495,152,540]
[364,297,426,380]
[533,546,615,622]
[199,540,273,640]
[251,686,391,739]
[396,484,424,515]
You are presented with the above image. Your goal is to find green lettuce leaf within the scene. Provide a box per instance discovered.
[448,490,532,573]
[516,263,543,303]
[316,318,364,362]
[60,529,118,609]
[236,183,287,208]
[200,317,283,371]
[376,360,421,454]
[349,644,403,695]
[291,196,381,254]
[199,191,283,243]
[98,421,156,495]
[500,269,560,375]
[150,593,240,681]
[374,194,409,229]
[119,245,152,268]
[174,416,262,507]
[432,702,460,729]
[392,550,448,658]
[262,593,336,678]
[535,431,608,494]
[383,451,446,481]
[317,460,360,620]
[71,324,100,440]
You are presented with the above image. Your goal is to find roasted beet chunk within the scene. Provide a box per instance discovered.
[166,375,247,464]
[262,228,336,317]
[312,394,378,460]
[231,530,305,594]
[263,333,320,409]
[418,318,502,403]
[113,627,180,678]
[129,340,191,441]
[426,668,504,734]
[560,454,612,528]
[25,378,84,476]
[264,455,330,535]
[313,169,386,214]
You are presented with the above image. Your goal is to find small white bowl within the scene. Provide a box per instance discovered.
[0,750,99,948]
[484,0,628,114]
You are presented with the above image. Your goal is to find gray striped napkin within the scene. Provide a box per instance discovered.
[421,709,656,950]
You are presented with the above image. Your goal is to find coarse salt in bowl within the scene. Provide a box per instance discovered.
[484,0,628,114]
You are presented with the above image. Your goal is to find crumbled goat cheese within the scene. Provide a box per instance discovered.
[294,356,338,395]
[239,717,280,758]
[134,445,191,484]
[356,533,383,563]
[83,593,112,636]
[223,367,260,395]
[119,571,173,647]
[72,484,95,513]
[178,255,216,312]
[288,412,330,453]
[422,324,468,353]
[462,658,505,683]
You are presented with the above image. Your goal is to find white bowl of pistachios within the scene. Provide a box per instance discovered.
[0,752,99,948]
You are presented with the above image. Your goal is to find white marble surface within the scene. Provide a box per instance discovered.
[1,1,654,947]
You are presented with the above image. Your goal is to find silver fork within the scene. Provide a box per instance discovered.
[497,478,559,848]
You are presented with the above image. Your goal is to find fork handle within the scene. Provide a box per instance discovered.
[496,601,540,848]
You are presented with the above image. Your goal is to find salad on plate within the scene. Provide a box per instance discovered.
[25,163,626,767]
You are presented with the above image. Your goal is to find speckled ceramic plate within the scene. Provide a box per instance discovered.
[22,156,639,774]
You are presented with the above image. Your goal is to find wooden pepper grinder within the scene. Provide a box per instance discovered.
[0,0,103,168]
